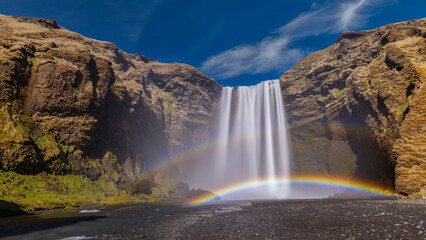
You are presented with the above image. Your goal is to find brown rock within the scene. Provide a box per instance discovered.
[0,14,221,182]
[281,18,426,197]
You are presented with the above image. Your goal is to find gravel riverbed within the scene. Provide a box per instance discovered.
[179,199,425,240]
[1,199,424,240]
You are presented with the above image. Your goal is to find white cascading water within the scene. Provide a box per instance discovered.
[202,79,291,199]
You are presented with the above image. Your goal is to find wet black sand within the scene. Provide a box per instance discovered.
[179,199,425,240]
[1,199,424,239]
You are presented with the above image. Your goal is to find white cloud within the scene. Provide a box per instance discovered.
[201,0,385,79]
[201,37,305,79]
[337,0,369,30]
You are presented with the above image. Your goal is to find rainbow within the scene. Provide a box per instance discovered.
[143,140,217,177]
[143,122,375,178]
[189,175,397,205]
[143,129,288,177]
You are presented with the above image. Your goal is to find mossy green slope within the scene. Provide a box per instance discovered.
[0,169,144,213]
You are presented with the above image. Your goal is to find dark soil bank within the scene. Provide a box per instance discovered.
[1,199,424,239]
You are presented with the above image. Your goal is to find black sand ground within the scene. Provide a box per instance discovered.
[178,199,425,240]
[1,199,424,239]
[102,199,425,240]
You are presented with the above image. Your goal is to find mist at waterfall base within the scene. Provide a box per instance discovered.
[181,80,340,200]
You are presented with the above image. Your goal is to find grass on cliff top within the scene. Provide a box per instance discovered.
[0,169,148,215]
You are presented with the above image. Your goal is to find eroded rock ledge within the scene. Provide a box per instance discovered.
[0,14,424,198]
[0,14,221,183]
[280,18,426,197]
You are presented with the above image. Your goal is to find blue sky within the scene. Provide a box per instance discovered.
[1,0,424,86]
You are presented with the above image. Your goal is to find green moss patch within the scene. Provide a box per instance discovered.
[0,169,145,214]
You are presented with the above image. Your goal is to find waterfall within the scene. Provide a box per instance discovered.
[211,79,291,199]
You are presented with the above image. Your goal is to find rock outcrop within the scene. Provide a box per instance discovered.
[0,15,221,183]
[280,19,426,197]
[1,14,425,198]
[126,172,220,201]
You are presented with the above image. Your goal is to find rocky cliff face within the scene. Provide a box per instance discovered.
[280,19,426,197]
[1,14,424,198]
[0,15,221,183]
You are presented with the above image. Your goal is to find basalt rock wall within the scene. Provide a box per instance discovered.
[0,15,221,183]
[280,18,426,197]
[1,14,425,197]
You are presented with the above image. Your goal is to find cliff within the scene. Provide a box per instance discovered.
[1,14,425,201]
[280,18,426,197]
[0,14,221,184]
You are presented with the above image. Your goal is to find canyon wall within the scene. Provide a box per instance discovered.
[281,18,426,197]
[0,14,424,197]
[0,15,221,183]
